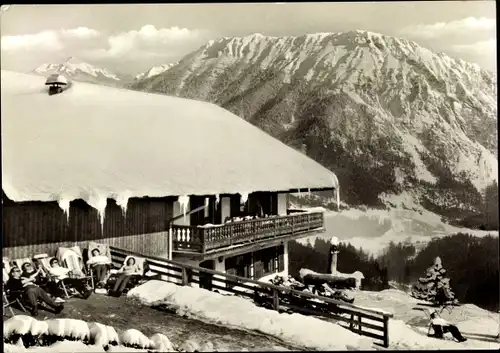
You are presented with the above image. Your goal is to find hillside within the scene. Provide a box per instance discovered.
[33,57,125,87]
[130,31,498,225]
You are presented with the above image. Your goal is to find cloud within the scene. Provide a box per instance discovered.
[450,38,496,55]
[400,17,495,39]
[103,25,205,57]
[61,27,101,40]
[1,27,101,52]
[1,30,63,52]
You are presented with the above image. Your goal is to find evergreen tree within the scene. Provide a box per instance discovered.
[411,256,458,306]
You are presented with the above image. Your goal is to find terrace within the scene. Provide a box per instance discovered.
[171,210,325,255]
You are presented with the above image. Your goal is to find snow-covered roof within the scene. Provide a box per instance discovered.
[1,70,339,211]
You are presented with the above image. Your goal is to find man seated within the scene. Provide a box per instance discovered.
[87,248,112,289]
[428,311,467,343]
[20,262,65,303]
[48,258,92,299]
[6,266,64,317]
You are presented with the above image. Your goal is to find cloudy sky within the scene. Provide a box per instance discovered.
[0,2,496,76]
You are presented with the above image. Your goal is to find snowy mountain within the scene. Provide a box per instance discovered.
[131,31,498,223]
[134,63,176,80]
[33,57,123,86]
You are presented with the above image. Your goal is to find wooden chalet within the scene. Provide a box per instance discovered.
[1,70,340,282]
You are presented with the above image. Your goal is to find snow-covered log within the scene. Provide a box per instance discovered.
[3,315,35,346]
[4,315,34,339]
[120,329,152,349]
[64,319,90,342]
[88,322,109,348]
[106,325,120,346]
[150,333,176,352]
[334,271,365,290]
[299,268,356,289]
[29,320,49,347]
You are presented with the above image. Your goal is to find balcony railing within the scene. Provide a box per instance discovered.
[172,211,324,253]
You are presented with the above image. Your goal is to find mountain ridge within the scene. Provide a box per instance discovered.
[130,30,498,224]
[33,56,125,86]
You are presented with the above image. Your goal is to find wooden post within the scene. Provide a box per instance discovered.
[383,315,390,348]
[168,227,173,261]
[358,315,362,333]
[181,267,189,286]
[272,288,280,311]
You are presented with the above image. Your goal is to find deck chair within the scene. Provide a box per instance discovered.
[86,242,113,289]
[56,246,93,288]
[37,253,80,299]
[106,255,158,294]
[12,257,33,271]
[3,258,27,316]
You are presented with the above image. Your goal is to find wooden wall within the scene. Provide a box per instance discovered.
[2,196,175,259]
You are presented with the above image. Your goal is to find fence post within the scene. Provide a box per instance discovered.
[182,268,189,286]
[358,315,362,333]
[383,315,390,348]
[272,288,280,311]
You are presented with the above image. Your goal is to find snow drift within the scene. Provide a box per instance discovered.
[127,280,373,350]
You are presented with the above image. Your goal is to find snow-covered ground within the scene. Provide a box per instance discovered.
[128,280,373,351]
[301,193,498,256]
[128,281,499,351]
[347,289,499,350]
[4,341,148,352]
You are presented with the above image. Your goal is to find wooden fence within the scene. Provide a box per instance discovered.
[110,246,393,348]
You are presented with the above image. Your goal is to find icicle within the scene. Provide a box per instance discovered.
[331,173,340,211]
[58,198,71,222]
[240,192,249,205]
[215,194,220,205]
[87,195,107,234]
[115,191,131,217]
[336,185,340,211]
[178,195,189,222]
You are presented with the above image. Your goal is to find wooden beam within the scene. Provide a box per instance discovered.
[167,204,207,225]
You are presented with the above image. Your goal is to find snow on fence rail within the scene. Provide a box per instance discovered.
[109,246,393,348]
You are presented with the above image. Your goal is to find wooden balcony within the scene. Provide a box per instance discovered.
[172,211,324,254]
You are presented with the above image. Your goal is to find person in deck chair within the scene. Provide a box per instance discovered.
[48,258,92,299]
[109,257,141,297]
[428,310,467,343]
[87,248,112,289]
[21,262,65,304]
[6,266,64,317]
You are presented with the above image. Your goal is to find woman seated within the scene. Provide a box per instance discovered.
[48,258,92,299]
[108,257,142,298]
[20,262,65,303]
[87,248,112,289]
[6,266,64,317]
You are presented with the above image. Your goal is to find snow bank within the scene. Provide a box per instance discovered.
[128,280,373,350]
